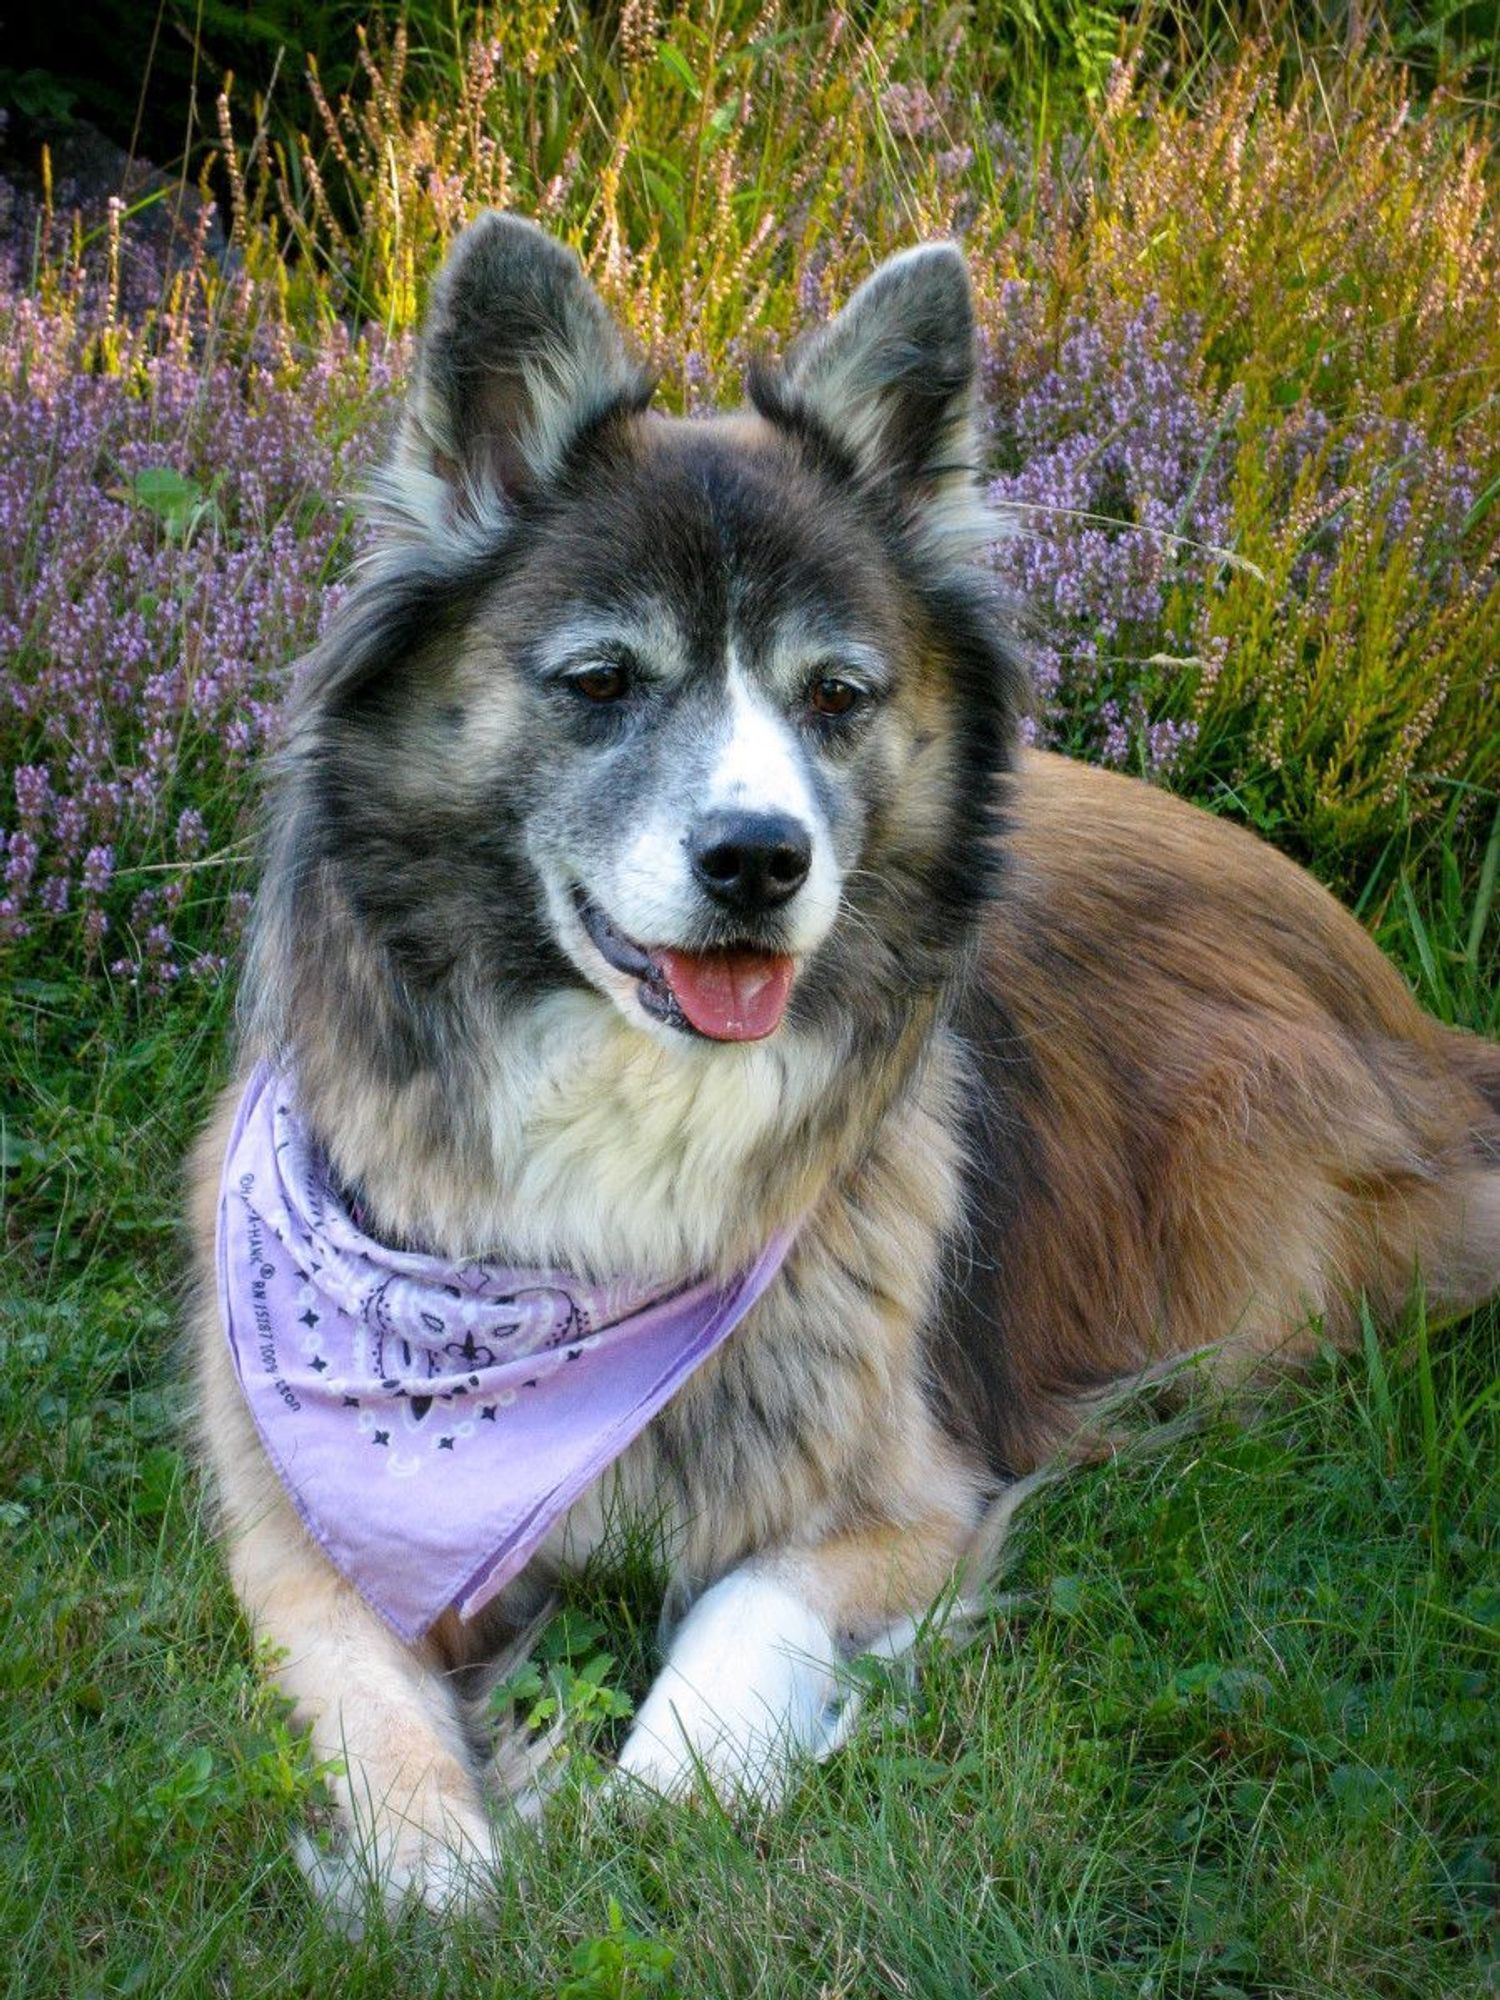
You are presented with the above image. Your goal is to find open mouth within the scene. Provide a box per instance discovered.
[571,889,795,1042]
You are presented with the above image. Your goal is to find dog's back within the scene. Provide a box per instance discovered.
[938,749,1500,1471]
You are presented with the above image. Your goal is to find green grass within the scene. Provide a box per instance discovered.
[1,843,1495,1999]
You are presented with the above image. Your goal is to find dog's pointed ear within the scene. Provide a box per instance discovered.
[384,213,653,534]
[756,243,987,554]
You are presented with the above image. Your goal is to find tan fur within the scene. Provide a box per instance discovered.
[191,975,983,1887]
[973,752,1499,1460]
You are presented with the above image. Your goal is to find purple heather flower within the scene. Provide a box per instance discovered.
[982,298,1233,770]
[0,181,406,982]
[14,763,50,823]
[175,806,208,857]
[81,844,114,896]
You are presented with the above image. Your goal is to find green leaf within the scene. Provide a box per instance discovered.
[7,978,74,1003]
[1462,466,1500,532]
[129,467,202,520]
[120,467,219,542]
[1048,1572,1084,1616]
[1465,801,1499,966]
[540,1609,608,1661]
[706,97,740,141]
[0,1130,49,1172]
[1327,1762,1400,1821]
[656,41,702,100]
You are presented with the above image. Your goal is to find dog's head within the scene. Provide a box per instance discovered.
[270,216,1023,1056]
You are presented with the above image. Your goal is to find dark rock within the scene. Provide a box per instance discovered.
[0,108,230,297]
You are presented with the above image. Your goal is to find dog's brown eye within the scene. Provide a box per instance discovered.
[809,676,861,718]
[571,662,630,703]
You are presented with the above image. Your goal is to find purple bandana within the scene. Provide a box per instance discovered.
[216,1064,794,1642]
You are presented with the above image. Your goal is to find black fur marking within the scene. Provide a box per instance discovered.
[745,362,863,487]
[928,980,1045,1482]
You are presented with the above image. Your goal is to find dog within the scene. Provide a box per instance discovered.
[189,214,1500,1919]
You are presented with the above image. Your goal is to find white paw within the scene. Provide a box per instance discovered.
[295,1801,502,1933]
[613,1570,844,1806]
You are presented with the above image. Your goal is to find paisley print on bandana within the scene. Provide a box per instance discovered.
[216,1064,795,1640]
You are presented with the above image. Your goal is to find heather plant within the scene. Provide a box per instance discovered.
[1010,52,1500,856]
[0,205,403,989]
[236,5,965,361]
[984,292,1237,775]
[983,291,1497,844]
[3,20,1497,993]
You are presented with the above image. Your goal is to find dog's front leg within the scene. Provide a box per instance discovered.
[615,1513,968,1804]
[614,1563,842,1802]
[227,1485,500,1925]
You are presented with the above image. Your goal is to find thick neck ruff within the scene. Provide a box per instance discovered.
[216,1064,795,1641]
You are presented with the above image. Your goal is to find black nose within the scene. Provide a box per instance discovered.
[688,810,812,914]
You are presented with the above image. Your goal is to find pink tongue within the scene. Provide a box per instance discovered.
[657,950,795,1042]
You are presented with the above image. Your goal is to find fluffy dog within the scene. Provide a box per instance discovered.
[190,215,1500,1916]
